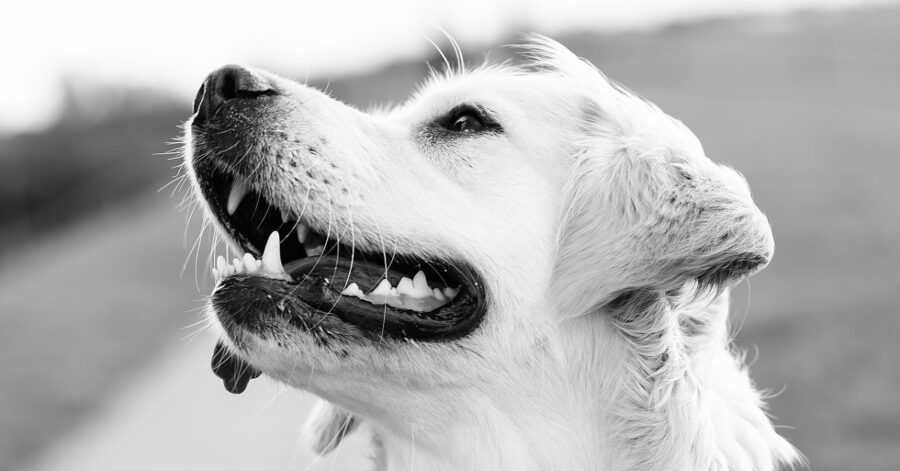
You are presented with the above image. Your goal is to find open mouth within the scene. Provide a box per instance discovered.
[198,168,486,341]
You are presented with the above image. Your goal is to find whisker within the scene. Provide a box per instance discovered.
[421,31,452,76]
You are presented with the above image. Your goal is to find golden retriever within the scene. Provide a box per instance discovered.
[183,36,800,470]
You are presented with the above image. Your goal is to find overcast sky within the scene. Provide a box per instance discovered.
[0,0,891,134]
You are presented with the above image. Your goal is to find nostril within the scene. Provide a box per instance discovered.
[221,72,238,100]
[218,65,275,100]
[192,65,276,126]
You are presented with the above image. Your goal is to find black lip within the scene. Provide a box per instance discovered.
[192,163,487,341]
[289,257,485,340]
[211,257,486,342]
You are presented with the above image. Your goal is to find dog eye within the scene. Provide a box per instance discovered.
[436,104,501,134]
[452,114,484,133]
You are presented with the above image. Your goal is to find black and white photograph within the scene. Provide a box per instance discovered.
[1,1,898,470]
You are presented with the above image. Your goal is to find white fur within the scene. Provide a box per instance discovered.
[187,36,801,470]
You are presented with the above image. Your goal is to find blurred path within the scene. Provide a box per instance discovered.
[23,335,372,471]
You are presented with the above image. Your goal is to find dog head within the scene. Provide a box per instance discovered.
[184,36,784,468]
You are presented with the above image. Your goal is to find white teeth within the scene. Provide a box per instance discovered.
[396,277,415,297]
[394,274,434,299]
[261,231,287,277]
[296,223,309,243]
[211,236,292,284]
[215,255,236,279]
[295,222,325,256]
[210,240,462,310]
[280,208,291,221]
[242,253,259,272]
[410,271,432,298]
[370,279,392,296]
[341,283,364,297]
[339,274,459,312]
[227,178,249,215]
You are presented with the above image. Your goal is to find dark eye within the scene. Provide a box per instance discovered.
[436,104,501,134]
[452,114,485,133]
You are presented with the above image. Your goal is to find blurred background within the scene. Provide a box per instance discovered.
[1,1,898,470]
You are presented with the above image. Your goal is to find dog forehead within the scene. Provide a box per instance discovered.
[391,69,584,123]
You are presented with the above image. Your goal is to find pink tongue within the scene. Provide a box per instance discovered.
[211,341,261,394]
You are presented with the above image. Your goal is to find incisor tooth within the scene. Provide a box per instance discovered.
[242,253,258,272]
[227,178,249,215]
[232,258,244,273]
[261,231,284,274]
[216,256,227,273]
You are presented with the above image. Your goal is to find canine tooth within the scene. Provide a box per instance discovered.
[370,279,392,296]
[242,253,259,272]
[296,223,309,243]
[212,268,219,281]
[433,288,446,301]
[262,231,285,274]
[280,208,291,221]
[396,277,415,297]
[341,283,364,297]
[227,178,249,215]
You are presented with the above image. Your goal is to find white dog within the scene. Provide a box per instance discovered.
[183,36,800,470]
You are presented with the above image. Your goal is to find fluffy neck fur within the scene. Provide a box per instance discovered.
[363,291,798,471]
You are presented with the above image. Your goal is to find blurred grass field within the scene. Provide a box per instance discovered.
[1,7,898,471]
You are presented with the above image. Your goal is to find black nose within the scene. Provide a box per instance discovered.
[192,65,275,125]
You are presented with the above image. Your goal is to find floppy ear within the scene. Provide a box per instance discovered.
[517,36,772,319]
[551,117,773,319]
[302,400,359,456]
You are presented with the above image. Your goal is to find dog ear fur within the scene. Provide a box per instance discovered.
[550,108,773,319]
[518,37,772,319]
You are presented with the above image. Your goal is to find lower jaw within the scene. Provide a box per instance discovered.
[212,265,486,343]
